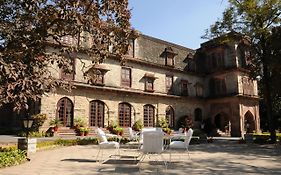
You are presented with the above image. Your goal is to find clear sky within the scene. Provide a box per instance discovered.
[128,0,229,49]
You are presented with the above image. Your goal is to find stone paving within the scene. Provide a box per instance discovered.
[1,142,281,175]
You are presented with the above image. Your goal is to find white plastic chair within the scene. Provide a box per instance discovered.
[128,127,139,141]
[96,128,120,162]
[126,127,141,149]
[139,129,167,168]
[169,128,193,161]
[178,128,184,133]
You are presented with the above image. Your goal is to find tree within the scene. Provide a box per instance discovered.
[266,26,281,132]
[0,0,133,111]
[203,0,281,142]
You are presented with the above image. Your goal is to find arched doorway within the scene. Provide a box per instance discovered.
[194,108,202,122]
[165,106,175,128]
[89,100,105,127]
[244,111,255,133]
[56,97,74,127]
[214,113,230,132]
[118,102,131,127]
[143,104,155,127]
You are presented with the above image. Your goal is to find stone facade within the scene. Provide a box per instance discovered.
[0,32,260,137]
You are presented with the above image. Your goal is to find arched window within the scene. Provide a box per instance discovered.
[165,106,175,128]
[89,100,105,127]
[56,97,74,127]
[143,104,155,127]
[118,103,131,127]
[237,45,247,68]
[194,83,204,97]
[194,108,202,122]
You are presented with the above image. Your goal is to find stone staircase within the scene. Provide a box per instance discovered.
[56,127,76,136]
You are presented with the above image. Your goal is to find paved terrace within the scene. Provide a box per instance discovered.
[1,141,281,175]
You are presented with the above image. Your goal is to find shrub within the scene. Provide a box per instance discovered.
[37,138,98,148]
[77,138,98,145]
[17,131,49,137]
[120,137,130,144]
[54,139,77,146]
[29,131,46,137]
[53,138,99,146]
[107,137,130,144]
[158,118,172,134]
[252,132,281,144]
[107,137,120,142]
[31,114,47,132]
[0,137,100,168]
[0,147,26,168]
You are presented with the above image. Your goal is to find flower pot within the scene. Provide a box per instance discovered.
[53,126,59,132]
[79,131,85,136]
[119,131,123,136]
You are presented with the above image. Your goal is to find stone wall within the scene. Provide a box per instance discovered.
[40,87,205,130]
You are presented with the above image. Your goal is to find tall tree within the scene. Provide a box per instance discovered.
[203,0,281,142]
[0,0,133,111]
[267,26,281,131]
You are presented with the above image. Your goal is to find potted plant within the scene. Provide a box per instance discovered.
[78,127,85,136]
[132,120,144,131]
[74,117,87,132]
[84,128,90,136]
[107,120,118,133]
[113,126,123,136]
[118,127,124,136]
[158,118,172,134]
[49,118,62,132]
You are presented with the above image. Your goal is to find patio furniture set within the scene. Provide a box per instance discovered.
[95,127,194,168]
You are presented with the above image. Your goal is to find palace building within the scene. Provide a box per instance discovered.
[0,32,260,137]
